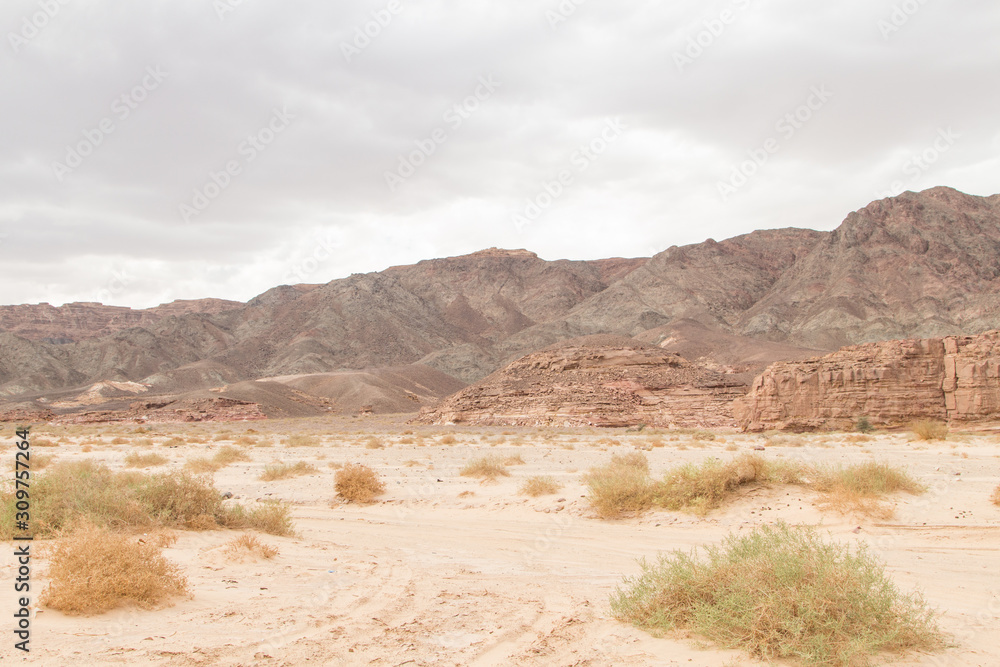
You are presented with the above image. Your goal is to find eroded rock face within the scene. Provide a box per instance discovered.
[734,330,1000,430]
[417,340,748,428]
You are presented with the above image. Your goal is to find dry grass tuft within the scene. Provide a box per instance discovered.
[0,461,293,538]
[519,476,562,497]
[364,437,384,449]
[40,523,189,615]
[213,445,251,465]
[911,420,949,441]
[813,461,925,518]
[992,485,1000,507]
[460,456,510,481]
[258,461,318,481]
[224,533,278,559]
[184,457,222,474]
[284,434,320,447]
[334,463,386,503]
[655,454,808,517]
[611,522,944,666]
[439,434,458,445]
[124,451,169,469]
[503,454,526,465]
[585,455,656,519]
[110,437,129,445]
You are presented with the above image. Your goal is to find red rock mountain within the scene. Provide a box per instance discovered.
[2,186,999,420]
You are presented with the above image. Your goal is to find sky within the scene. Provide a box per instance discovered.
[2,0,998,309]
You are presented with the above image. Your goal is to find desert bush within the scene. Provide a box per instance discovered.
[992,485,1000,506]
[611,522,943,666]
[334,463,386,503]
[519,476,562,497]
[439,434,457,445]
[163,436,187,447]
[213,445,251,465]
[40,523,189,615]
[284,434,320,447]
[460,456,510,481]
[234,435,257,446]
[813,461,924,518]
[0,461,292,538]
[219,501,295,537]
[655,454,808,516]
[585,457,656,519]
[110,437,129,445]
[610,451,650,473]
[692,431,716,442]
[364,437,384,449]
[911,420,949,441]
[503,454,525,465]
[124,452,169,468]
[184,457,221,474]
[223,533,278,559]
[258,461,317,481]
[855,416,875,434]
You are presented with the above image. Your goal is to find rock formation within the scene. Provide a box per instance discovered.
[417,336,749,428]
[734,330,1000,431]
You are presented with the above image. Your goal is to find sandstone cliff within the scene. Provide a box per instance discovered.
[417,337,748,428]
[734,330,1000,431]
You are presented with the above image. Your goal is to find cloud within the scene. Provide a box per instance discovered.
[1,0,998,307]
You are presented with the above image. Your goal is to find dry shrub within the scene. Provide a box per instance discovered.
[911,420,949,441]
[284,434,320,447]
[399,437,415,445]
[134,438,154,448]
[224,533,278,559]
[460,456,510,481]
[611,522,944,666]
[184,457,221,474]
[32,438,58,447]
[364,437,384,449]
[163,436,187,447]
[334,463,386,503]
[234,435,257,446]
[692,431,716,442]
[110,437,129,445]
[439,434,457,445]
[585,455,655,519]
[0,461,293,538]
[41,523,189,615]
[813,461,925,518]
[655,454,807,517]
[458,490,475,498]
[213,445,251,465]
[124,451,169,469]
[519,476,561,497]
[991,485,1000,506]
[80,444,93,453]
[724,443,738,452]
[503,454,525,465]
[259,461,317,481]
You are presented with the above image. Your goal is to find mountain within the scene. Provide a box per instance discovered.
[2,186,1000,419]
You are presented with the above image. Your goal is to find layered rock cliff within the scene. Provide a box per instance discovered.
[417,337,748,428]
[734,330,1000,430]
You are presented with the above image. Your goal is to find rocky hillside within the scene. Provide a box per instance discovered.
[2,187,999,417]
[734,329,1000,431]
[416,336,749,428]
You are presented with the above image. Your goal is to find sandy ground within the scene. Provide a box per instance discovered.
[1,420,999,666]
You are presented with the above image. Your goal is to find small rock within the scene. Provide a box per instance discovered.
[220,491,233,500]
[556,498,566,503]
[752,445,766,451]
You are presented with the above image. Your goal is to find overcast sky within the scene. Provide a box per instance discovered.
[2,0,998,308]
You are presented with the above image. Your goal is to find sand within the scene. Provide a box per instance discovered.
[2,421,999,666]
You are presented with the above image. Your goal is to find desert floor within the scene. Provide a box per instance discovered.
[2,418,999,666]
